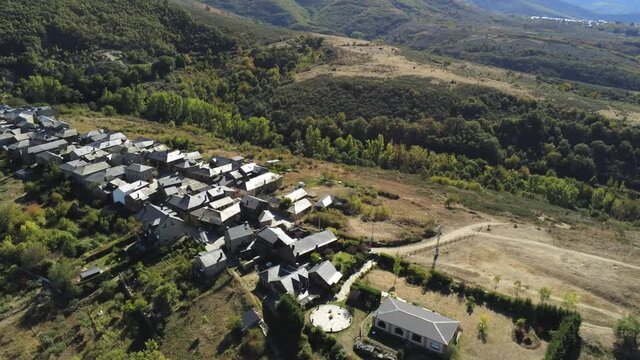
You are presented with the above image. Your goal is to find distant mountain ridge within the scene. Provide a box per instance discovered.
[469,0,640,22]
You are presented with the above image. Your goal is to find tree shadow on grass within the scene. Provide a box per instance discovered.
[216,331,240,355]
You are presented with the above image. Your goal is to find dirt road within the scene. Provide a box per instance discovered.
[371,221,506,255]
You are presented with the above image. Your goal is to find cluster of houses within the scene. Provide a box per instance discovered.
[1,105,462,355]
[0,104,343,304]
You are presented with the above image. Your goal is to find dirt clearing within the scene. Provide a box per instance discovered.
[297,34,534,98]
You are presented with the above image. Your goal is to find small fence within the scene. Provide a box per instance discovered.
[400,234,474,258]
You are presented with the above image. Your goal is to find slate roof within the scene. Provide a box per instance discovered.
[244,172,281,192]
[240,195,269,211]
[35,151,63,163]
[55,129,77,138]
[316,195,333,209]
[257,227,296,246]
[226,223,254,241]
[184,151,203,161]
[80,267,103,279]
[308,260,342,286]
[373,297,460,345]
[60,159,89,173]
[167,191,209,211]
[198,249,227,268]
[258,264,308,296]
[242,309,261,332]
[132,137,155,148]
[284,188,308,202]
[149,149,184,163]
[288,198,313,215]
[192,201,241,226]
[27,139,68,154]
[291,230,337,257]
[126,163,154,173]
[210,196,235,210]
[259,210,275,223]
[73,161,111,177]
[136,204,181,227]
[85,165,126,185]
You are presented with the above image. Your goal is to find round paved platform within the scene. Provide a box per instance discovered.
[309,304,353,333]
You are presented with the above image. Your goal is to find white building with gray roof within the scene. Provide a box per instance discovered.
[372,297,460,354]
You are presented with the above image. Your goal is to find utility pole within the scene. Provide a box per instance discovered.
[432,225,443,270]
[370,221,375,246]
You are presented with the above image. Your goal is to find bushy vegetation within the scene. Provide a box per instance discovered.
[544,314,582,360]
[0,166,137,298]
[246,76,640,222]
[349,281,381,311]
[264,293,306,359]
[304,323,350,360]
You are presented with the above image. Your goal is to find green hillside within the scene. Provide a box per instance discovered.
[201,0,312,27]
[202,0,640,91]
[0,0,234,57]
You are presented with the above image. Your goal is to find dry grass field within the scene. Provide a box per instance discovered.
[295,34,535,99]
[362,270,548,360]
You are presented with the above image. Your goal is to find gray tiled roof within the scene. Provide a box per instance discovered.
[373,297,460,345]
[167,191,208,211]
[73,161,111,177]
[198,249,226,268]
[27,139,68,154]
[126,163,154,173]
[308,260,342,286]
[257,227,295,246]
[292,230,337,256]
[226,223,254,241]
[258,264,308,296]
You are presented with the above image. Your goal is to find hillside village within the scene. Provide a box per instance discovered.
[0,104,480,359]
[0,104,346,282]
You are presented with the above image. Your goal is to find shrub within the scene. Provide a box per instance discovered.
[350,281,381,311]
[377,191,400,200]
[241,328,267,359]
[307,210,348,229]
[544,314,581,360]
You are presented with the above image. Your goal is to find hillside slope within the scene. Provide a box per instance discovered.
[201,0,640,91]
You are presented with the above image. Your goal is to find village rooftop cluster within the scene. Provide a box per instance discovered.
[0,104,462,356]
[0,105,345,301]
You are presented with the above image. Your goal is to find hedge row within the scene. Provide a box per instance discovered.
[376,253,582,346]
[349,281,382,311]
[544,314,582,360]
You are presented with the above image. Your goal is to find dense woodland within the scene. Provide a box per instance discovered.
[1,0,640,222]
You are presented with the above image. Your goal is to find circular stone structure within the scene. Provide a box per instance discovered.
[309,304,353,333]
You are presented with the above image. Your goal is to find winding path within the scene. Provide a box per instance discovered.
[371,221,506,255]
[334,260,375,302]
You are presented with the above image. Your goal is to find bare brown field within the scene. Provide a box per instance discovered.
[363,270,548,360]
[405,223,640,349]
[296,34,535,98]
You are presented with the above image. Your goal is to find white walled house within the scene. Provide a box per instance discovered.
[372,297,460,355]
